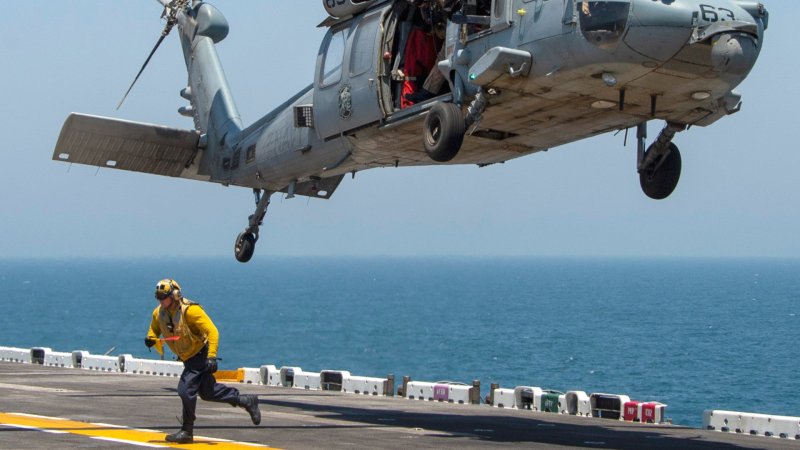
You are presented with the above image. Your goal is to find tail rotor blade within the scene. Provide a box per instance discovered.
[116,33,169,110]
[116,0,187,109]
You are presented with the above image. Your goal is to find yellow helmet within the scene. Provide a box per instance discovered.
[155,278,182,301]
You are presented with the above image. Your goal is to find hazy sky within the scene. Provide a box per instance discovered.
[0,1,795,259]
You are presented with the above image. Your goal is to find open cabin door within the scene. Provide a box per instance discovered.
[313,8,386,141]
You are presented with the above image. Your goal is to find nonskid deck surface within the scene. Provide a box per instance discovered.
[0,363,793,450]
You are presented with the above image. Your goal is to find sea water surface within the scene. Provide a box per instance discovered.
[1,257,797,427]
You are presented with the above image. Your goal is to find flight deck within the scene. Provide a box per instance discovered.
[0,361,796,450]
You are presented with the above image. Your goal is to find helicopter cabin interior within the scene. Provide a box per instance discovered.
[312,0,497,141]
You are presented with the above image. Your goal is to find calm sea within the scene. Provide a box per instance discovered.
[1,257,797,427]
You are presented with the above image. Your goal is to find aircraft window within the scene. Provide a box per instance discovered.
[465,0,491,35]
[350,13,380,77]
[578,1,630,49]
[322,28,348,87]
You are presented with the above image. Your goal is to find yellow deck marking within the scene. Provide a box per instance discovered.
[0,412,277,449]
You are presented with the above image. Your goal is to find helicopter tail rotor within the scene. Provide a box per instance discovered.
[116,0,190,110]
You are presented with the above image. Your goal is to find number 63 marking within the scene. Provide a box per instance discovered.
[699,4,736,22]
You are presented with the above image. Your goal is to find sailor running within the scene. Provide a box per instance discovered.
[145,278,261,444]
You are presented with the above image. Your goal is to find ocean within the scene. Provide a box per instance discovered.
[1,257,797,427]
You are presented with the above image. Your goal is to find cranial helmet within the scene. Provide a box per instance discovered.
[155,278,182,301]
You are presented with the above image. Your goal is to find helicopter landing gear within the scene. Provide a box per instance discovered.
[422,89,488,163]
[234,231,256,263]
[234,189,273,263]
[423,102,466,162]
[637,122,686,200]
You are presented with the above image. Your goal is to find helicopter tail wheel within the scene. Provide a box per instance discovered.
[234,232,257,263]
[423,102,466,162]
[640,142,682,200]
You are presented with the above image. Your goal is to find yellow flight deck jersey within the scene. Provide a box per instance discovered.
[147,299,219,361]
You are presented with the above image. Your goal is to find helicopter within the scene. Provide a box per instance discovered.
[52,0,768,262]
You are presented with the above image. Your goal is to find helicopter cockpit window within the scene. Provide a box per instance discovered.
[578,1,630,49]
[321,28,348,87]
[464,0,491,35]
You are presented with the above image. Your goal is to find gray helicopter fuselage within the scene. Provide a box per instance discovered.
[215,0,765,199]
[51,0,768,262]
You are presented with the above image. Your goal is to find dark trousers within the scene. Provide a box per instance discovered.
[177,346,240,431]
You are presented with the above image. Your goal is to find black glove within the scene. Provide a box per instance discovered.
[144,338,157,348]
[205,357,218,374]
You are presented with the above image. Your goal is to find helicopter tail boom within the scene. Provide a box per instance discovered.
[175,2,243,180]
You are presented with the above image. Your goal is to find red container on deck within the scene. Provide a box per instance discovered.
[623,401,641,422]
[641,402,666,424]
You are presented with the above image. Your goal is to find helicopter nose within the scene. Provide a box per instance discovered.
[709,32,760,78]
[625,0,762,81]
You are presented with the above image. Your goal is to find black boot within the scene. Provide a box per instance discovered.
[404,88,435,104]
[239,394,261,425]
[165,429,193,444]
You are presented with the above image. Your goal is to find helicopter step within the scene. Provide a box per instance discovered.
[637,122,686,200]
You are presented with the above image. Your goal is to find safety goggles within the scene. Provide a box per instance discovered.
[155,292,171,301]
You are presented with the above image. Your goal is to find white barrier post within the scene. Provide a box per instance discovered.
[71,351,90,368]
[433,383,472,404]
[119,354,183,377]
[240,367,261,384]
[342,375,388,396]
[769,414,800,440]
[558,393,569,414]
[260,365,280,386]
[280,366,302,387]
[0,346,31,363]
[566,391,592,416]
[30,347,50,365]
[44,350,75,368]
[320,370,351,391]
[493,388,517,409]
[80,353,121,372]
[406,381,436,401]
[707,410,800,439]
[514,386,542,410]
[705,410,750,434]
[292,370,322,390]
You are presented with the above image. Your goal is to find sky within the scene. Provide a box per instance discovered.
[0,1,796,259]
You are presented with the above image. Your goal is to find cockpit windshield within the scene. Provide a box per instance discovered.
[578,1,631,49]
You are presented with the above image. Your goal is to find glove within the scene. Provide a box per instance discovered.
[205,357,218,374]
[144,338,157,349]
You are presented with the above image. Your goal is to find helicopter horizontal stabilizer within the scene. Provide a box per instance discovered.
[53,113,208,181]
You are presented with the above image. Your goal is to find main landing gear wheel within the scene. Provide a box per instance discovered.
[640,142,682,200]
[233,189,272,263]
[234,232,257,263]
[423,102,466,162]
